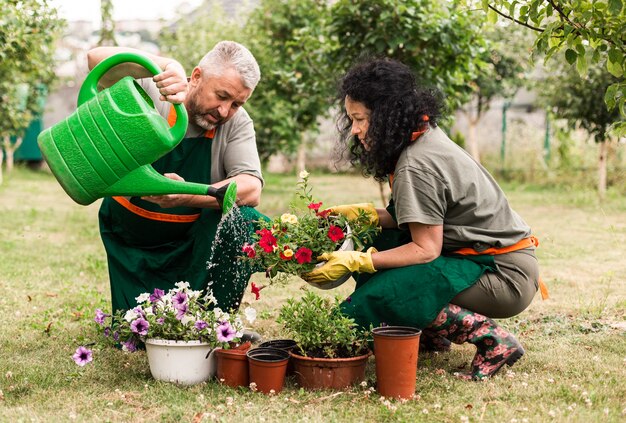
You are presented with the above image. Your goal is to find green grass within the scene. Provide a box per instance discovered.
[1,166,625,422]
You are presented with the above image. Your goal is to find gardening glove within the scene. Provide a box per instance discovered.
[303,247,377,284]
[330,203,379,226]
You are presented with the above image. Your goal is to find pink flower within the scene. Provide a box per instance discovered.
[72,346,93,366]
[242,243,256,258]
[327,225,345,242]
[308,202,323,211]
[295,247,313,264]
[462,314,475,328]
[433,310,448,326]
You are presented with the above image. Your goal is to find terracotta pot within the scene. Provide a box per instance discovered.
[290,350,372,390]
[246,347,290,394]
[259,339,298,375]
[216,343,252,388]
[372,326,421,399]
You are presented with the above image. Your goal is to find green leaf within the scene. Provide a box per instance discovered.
[487,8,498,24]
[565,48,578,64]
[604,83,618,110]
[576,53,588,76]
[608,0,623,15]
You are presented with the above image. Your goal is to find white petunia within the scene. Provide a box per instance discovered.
[280,213,298,225]
[135,293,150,304]
[299,170,309,179]
[244,307,257,324]
[181,315,195,326]
[124,309,139,322]
[175,281,190,289]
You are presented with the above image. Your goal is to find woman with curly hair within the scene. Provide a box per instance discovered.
[304,58,542,380]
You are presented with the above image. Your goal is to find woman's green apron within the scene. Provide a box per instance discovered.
[340,200,496,330]
[99,133,263,313]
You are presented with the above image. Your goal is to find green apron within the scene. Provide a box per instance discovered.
[99,134,263,313]
[340,200,496,330]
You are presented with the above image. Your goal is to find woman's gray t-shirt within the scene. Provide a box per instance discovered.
[392,125,530,253]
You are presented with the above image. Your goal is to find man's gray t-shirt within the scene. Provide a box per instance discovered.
[393,125,530,253]
[138,78,264,185]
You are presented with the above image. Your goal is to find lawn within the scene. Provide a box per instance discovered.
[0,166,625,422]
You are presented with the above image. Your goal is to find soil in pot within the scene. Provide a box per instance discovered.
[246,347,290,394]
[290,350,372,390]
[372,326,421,399]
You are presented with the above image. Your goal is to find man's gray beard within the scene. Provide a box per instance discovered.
[193,114,216,131]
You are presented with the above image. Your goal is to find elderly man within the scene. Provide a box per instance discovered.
[87,41,264,316]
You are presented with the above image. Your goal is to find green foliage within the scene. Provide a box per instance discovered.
[538,60,622,143]
[244,0,336,161]
[328,0,489,113]
[0,0,64,140]
[277,291,369,358]
[158,0,246,72]
[98,0,117,46]
[485,0,626,136]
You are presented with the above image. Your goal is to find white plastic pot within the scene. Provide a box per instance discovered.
[144,339,214,385]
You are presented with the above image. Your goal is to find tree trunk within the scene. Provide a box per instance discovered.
[2,136,22,173]
[296,141,306,174]
[597,141,607,199]
[467,118,480,163]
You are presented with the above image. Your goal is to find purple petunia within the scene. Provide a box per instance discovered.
[130,318,149,336]
[149,288,166,303]
[175,303,188,320]
[194,320,209,331]
[216,322,236,343]
[72,346,93,366]
[172,291,187,307]
[121,340,137,352]
[94,309,109,325]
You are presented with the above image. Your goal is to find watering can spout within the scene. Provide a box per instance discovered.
[103,166,238,214]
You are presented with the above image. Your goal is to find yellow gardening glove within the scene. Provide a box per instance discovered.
[302,247,378,284]
[330,203,379,226]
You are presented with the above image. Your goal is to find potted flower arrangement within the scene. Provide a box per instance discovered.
[240,170,380,286]
[95,281,256,386]
[277,290,372,390]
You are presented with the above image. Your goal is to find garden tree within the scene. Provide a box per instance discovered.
[98,0,117,46]
[243,0,336,166]
[158,0,243,72]
[538,61,622,198]
[484,0,626,137]
[328,0,489,116]
[0,0,64,184]
[461,24,532,162]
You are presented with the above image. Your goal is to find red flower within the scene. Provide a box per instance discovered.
[327,225,345,242]
[251,282,266,300]
[308,202,323,212]
[316,208,332,218]
[294,247,313,264]
[242,243,256,258]
[256,228,277,253]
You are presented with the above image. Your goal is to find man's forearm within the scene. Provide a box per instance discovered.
[86,46,178,87]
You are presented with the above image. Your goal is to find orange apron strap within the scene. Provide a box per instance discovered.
[112,196,201,223]
[454,236,548,300]
[167,105,215,138]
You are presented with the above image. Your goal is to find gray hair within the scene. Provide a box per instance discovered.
[198,41,261,91]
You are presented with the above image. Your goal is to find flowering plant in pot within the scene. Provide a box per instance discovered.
[94,281,256,385]
[240,171,380,284]
[277,290,371,390]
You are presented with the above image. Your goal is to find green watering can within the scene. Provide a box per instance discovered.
[37,52,237,213]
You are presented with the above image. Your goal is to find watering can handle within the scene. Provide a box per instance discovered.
[77,52,187,143]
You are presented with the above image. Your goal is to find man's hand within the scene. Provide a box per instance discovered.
[330,203,379,226]
[302,247,377,284]
[153,61,188,104]
[141,173,192,208]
